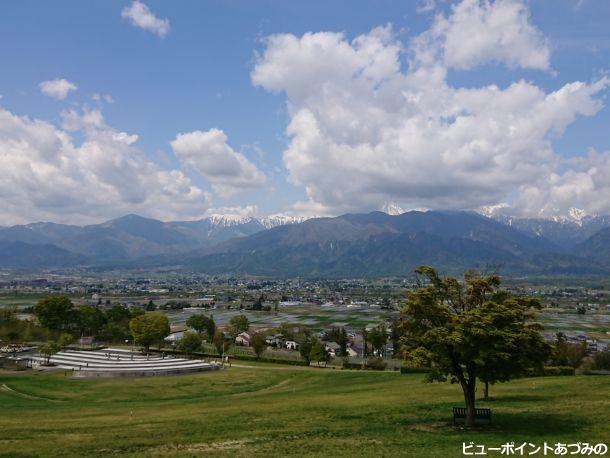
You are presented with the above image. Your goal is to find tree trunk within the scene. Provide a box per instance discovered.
[483,381,489,399]
[462,378,477,427]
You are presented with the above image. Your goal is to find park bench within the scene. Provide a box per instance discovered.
[452,407,492,425]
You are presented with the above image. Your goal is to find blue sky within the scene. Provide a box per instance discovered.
[1,0,610,224]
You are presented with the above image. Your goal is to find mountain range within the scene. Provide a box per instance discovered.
[1,211,610,277]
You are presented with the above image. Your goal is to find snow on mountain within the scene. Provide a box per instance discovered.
[199,213,311,230]
[478,203,511,220]
[550,208,590,227]
[381,202,406,216]
[259,214,309,229]
[205,214,258,227]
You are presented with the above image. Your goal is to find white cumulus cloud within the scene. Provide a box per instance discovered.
[0,105,210,225]
[412,0,551,70]
[121,1,170,38]
[252,0,609,219]
[39,78,77,100]
[171,128,266,197]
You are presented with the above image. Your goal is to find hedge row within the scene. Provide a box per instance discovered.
[527,366,575,376]
[400,367,433,374]
[398,366,575,376]
[342,359,388,371]
[159,347,310,366]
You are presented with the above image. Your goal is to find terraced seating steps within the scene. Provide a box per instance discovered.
[33,348,222,378]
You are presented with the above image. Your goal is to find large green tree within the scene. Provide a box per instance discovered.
[75,304,107,337]
[34,296,75,331]
[129,312,170,354]
[402,266,550,427]
[186,314,216,340]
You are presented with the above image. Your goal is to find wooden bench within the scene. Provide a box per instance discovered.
[453,407,492,425]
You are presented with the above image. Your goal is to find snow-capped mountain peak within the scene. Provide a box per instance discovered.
[259,214,309,229]
[547,208,590,226]
[205,214,257,227]
[382,202,406,216]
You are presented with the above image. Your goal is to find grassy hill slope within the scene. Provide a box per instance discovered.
[0,368,608,457]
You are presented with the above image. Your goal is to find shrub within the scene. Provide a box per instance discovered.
[365,357,387,371]
[525,366,575,377]
[400,366,432,374]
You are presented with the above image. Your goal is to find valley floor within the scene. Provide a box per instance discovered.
[0,368,608,457]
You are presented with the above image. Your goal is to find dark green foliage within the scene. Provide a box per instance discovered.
[213,329,231,355]
[0,307,50,343]
[229,314,249,336]
[550,333,587,368]
[365,357,387,370]
[57,332,74,350]
[310,339,330,366]
[588,351,610,371]
[299,337,313,365]
[251,333,267,359]
[162,301,190,310]
[402,266,550,427]
[251,294,265,311]
[367,325,388,357]
[400,366,432,374]
[34,296,75,331]
[38,341,61,364]
[186,313,216,339]
[129,312,170,353]
[530,366,576,376]
[74,305,107,337]
[179,331,202,357]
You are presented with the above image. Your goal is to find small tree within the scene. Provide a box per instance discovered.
[588,350,610,371]
[310,340,331,366]
[58,332,74,350]
[251,333,267,359]
[551,332,587,368]
[129,312,170,354]
[368,325,388,357]
[213,329,231,355]
[230,314,250,336]
[361,327,368,358]
[402,266,550,427]
[390,319,402,358]
[299,337,313,365]
[39,341,61,365]
[337,328,348,357]
[251,294,264,311]
[180,331,202,358]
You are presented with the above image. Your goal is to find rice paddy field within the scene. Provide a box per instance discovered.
[0,367,608,457]
[167,303,398,331]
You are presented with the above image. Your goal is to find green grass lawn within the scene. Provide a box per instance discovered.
[0,369,608,457]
